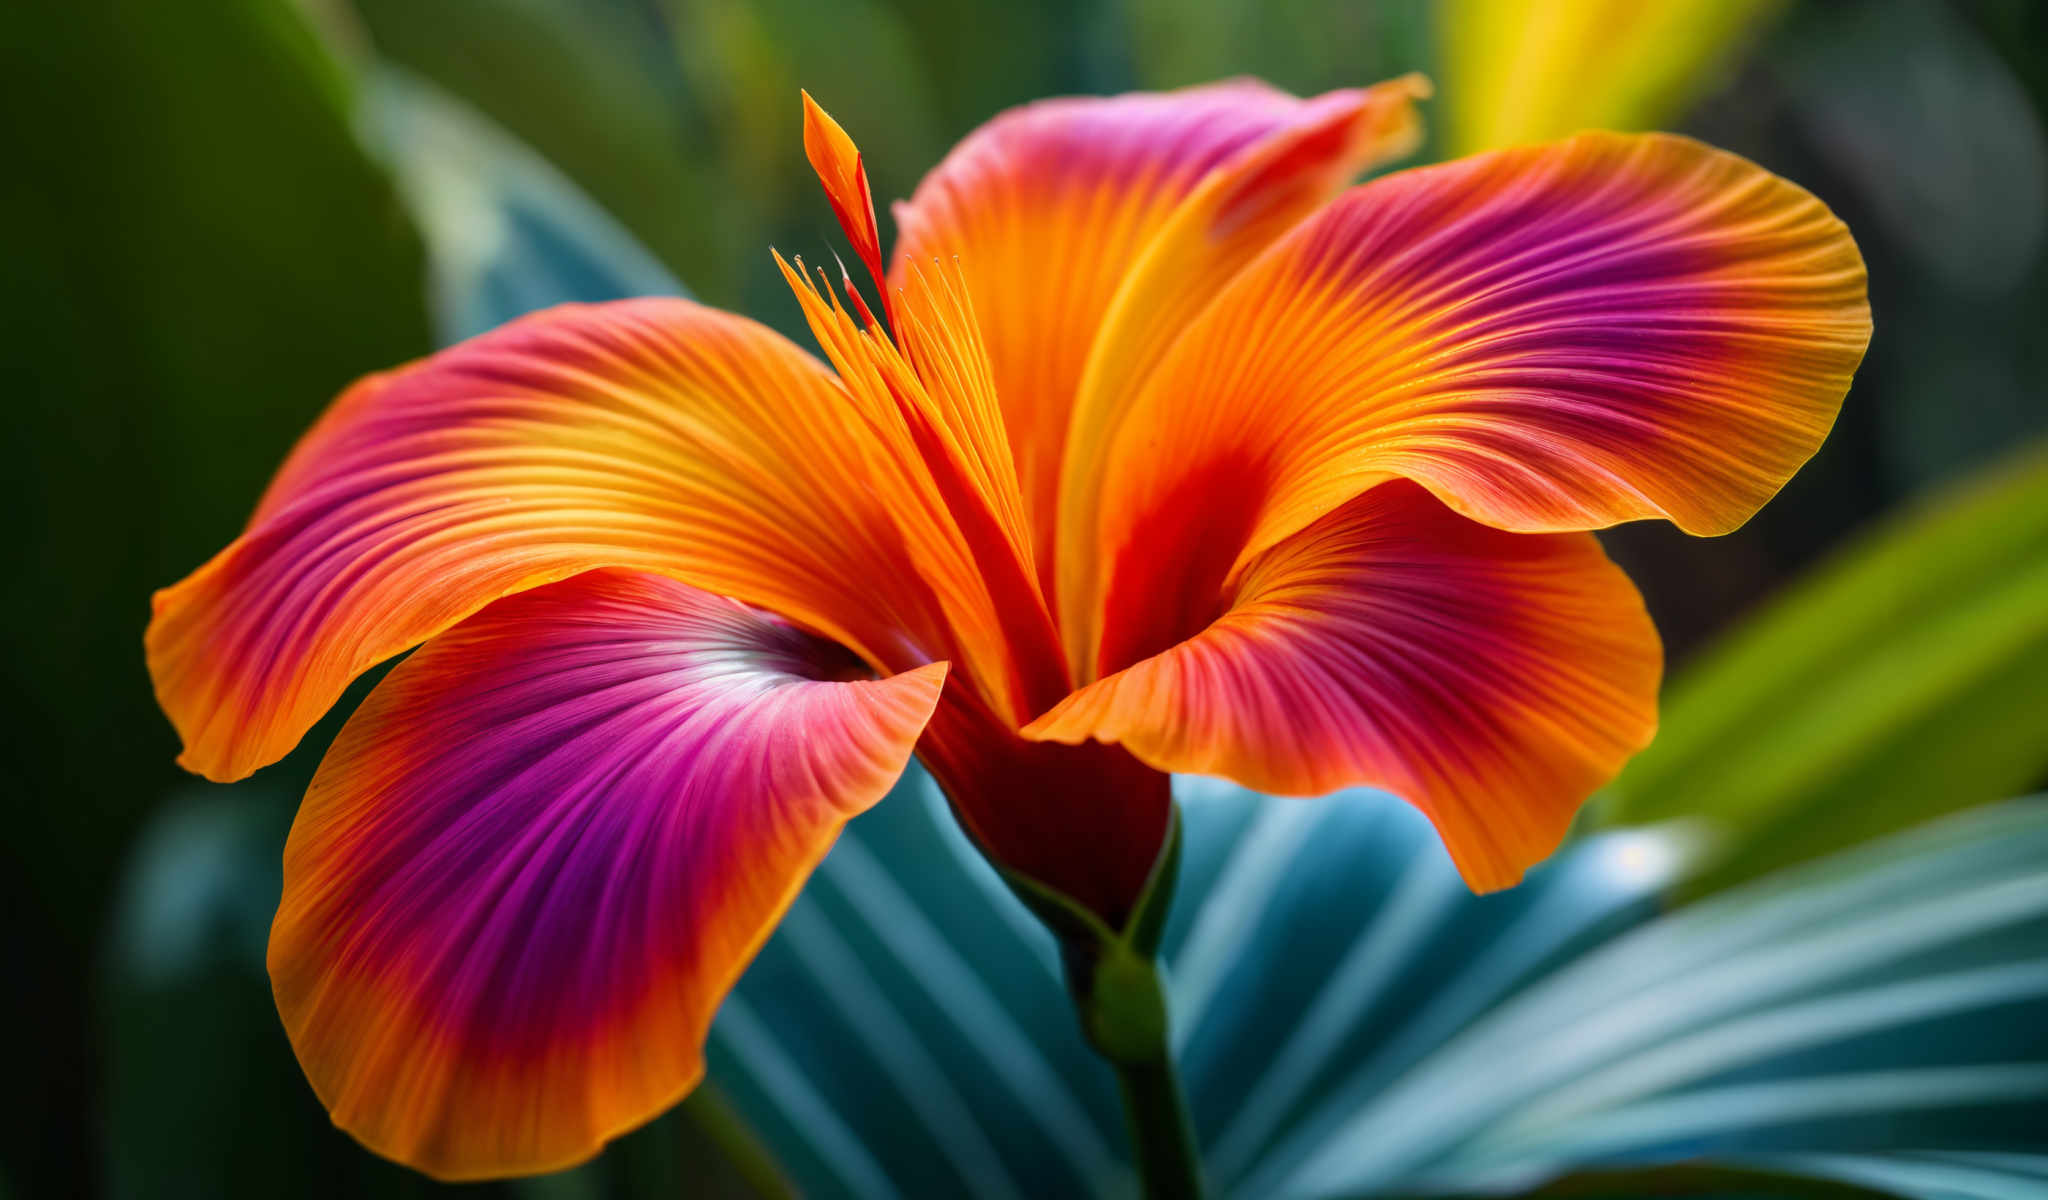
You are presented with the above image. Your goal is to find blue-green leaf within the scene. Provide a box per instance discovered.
[361,69,689,346]
[348,0,734,298]
[710,776,2048,1198]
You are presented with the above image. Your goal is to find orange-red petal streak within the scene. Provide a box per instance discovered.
[1068,132,1869,678]
[893,78,1428,592]
[1026,481,1660,891]
[1055,78,1429,657]
[148,299,957,781]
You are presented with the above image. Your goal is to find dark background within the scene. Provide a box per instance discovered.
[3,0,2043,1193]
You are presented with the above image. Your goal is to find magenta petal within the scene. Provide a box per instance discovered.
[268,568,945,1180]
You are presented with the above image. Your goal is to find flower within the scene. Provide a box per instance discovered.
[145,76,1868,1179]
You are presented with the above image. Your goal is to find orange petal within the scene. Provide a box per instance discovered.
[802,90,889,320]
[271,569,944,1178]
[1066,132,1869,677]
[1026,481,1660,892]
[148,299,958,782]
[893,78,1427,592]
[1055,78,1428,663]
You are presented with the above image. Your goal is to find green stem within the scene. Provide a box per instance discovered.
[1010,805,1198,1195]
[1109,1048,1204,1199]
[1063,941,1205,1199]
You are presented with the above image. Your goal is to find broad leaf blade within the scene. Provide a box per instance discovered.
[713,777,2048,1200]
[1376,1161,1902,1199]
[1246,801,2048,1198]
[710,777,1128,1199]
[1601,440,2048,893]
[1435,0,1786,156]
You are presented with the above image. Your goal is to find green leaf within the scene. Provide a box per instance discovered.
[1600,439,2048,894]
[3,0,430,1187]
[347,0,736,299]
[1247,800,2048,1197]
[711,779,1127,1199]
[100,786,450,1199]
[710,770,2048,1198]
[362,68,691,346]
[1122,804,1184,960]
[1434,0,1786,156]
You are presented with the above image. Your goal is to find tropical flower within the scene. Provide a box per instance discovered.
[145,76,1868,1179]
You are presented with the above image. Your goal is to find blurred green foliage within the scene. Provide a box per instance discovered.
[1604,440,2048,894]
[1,0,429,1192]
[5,0,2046,1195]
[1435,0,1787,156]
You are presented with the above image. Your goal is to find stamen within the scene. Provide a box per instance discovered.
[785,97,1076,719]
[830,248,880,330]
